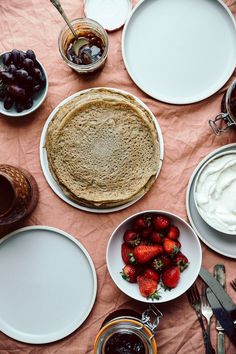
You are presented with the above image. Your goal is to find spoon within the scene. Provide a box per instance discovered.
[50,0,89,56]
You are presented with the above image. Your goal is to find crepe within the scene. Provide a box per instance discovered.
[45,88,160,208]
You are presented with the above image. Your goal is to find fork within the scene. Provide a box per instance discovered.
[230,278,236,291]
[187,284,215,354]
[201,284,213,341]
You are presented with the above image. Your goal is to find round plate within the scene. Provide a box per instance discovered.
[40,87,164,213]
[84,0,132,31]
[122,0,236,104]
[0,226,97,343]
[186,143,236,258]
[106,210,202,303]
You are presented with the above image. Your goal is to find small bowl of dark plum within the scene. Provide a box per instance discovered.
[0,49,48,117]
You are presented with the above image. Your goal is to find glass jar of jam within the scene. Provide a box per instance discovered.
[58,18,109,74]
[209,80,236,135]
[94,306,162,354]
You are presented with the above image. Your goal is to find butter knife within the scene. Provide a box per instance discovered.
[214,265,226,354]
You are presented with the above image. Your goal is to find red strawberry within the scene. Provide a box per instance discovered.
[141,226,153,239]
[152,254,172,272]
[121,243,134,264]
[162,266,180,289]
[123,230,141,247]
[167,225,180,240]
[133,216,148,231]
[163,238,180,255]
[121,265,138,283]
[150,231,163,244]
[152,215,170,232]
[137,275,160,299]
[133,244,163,264]
[143,268,160,282]
[174,252,189,272]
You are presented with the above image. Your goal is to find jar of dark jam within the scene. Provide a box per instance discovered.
[58,18,109,74]
[94,306,162,354]
[209,80,236,135]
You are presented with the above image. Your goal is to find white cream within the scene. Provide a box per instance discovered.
[195,153,236,234]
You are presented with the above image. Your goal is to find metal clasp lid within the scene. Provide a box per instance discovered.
[209,113,236,135]
[141,305,163,334]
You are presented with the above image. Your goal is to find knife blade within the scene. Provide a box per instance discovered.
[199,267,236,347]
[199,267,236,320]
[206,288,236,346]
[214,265,226,354]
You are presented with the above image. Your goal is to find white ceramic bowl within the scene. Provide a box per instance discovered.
[193,150,236,236]
[0,51,48,117]
[106,210,202,303]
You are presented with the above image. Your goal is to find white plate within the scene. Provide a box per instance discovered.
[84,0,132,31]
[40,87,164,213]
[186,143,236,258]
[106,210,202,303]
[122,0,236,104]
[0,226,97,343]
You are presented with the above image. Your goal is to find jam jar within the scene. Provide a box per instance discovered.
[94,306,162,354]
[58,18,109,74]
[209,80,236,135]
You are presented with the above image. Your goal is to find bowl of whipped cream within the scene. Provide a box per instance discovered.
[194,150,236,235]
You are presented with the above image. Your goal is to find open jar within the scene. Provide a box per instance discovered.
[58,18,109,74]
[209,80,236,135]
[94,306,162,354]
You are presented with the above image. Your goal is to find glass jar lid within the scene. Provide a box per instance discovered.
[94,306,162,354]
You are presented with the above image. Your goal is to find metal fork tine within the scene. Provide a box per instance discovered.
[187,283,215,353]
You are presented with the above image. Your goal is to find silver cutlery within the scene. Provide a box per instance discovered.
[199,267,236,347]
[201,283,213,341]
[214,265,226,354]
[187,284,215,354]
[230,278,236,292]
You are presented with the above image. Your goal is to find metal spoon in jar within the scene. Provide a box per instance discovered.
[50,0,89,56]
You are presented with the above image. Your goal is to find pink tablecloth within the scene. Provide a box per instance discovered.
[0,0,236,353]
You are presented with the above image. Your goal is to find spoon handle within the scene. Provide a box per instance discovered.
[50,0,78,38]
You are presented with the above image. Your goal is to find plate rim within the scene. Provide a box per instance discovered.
[122,0,236,104]
[0,225,97,344]
[39,87,164,213]
[186,143,236,258]
[84,0,132,32]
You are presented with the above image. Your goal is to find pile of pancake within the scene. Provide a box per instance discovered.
[45,88,161,208]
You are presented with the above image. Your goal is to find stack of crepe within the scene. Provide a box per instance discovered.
[45,88,161,208]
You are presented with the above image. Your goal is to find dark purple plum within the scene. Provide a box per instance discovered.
[2,52,12,66]
[24,96,33,110]
[3,96,14,110]
[32,67,41,80]
[8,64,17,75]
[15,69,29,81]
[0,71,14,83]
[26,49,36,62]
[7,85,26,99]
[15,101,24,112]
[33,84,41,93]
[11,49,20,65]
[22,58,34,70]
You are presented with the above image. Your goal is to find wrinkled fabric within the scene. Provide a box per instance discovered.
[0,0,236,353]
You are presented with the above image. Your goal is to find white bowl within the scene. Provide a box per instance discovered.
[0,51,48,117]
[194,150,236,235]
[106,210,202,303]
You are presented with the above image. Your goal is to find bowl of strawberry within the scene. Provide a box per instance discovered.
[106,210,202,303]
